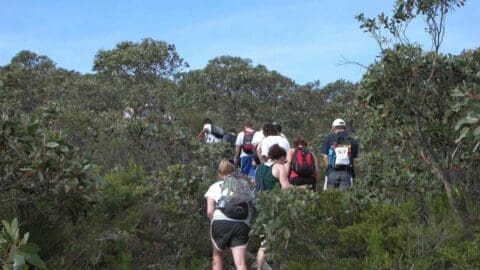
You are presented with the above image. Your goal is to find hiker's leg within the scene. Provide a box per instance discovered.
[231,246,247,270]
[240,156,253,175]
[210,221,228,270]
[339,171,353,190]
[257,247,266,270]
[212,248,223,270]
[325,172,337,189]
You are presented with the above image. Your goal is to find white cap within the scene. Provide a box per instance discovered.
[332,119,346,128]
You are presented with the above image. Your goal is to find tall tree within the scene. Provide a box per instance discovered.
[93,38,187,81]
[0,51,74,113]
[355,0,473,223]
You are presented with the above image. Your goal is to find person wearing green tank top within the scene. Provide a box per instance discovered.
[254,144,300,269]
[254,144,294,192]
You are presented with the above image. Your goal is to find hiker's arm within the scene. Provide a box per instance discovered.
[322,154,328,167]
[257,144,267,163]
[196,128,207,140]
[314,155,321,183]
[206,197,215,220]
[285,149,293,175]
[235,145,242,155]
[234,145,241,165]
[275,164,293,189]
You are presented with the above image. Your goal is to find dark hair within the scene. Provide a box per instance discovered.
[263,123,278,136]
[272,122,282,133]
[293,136,308,147]
[268,144,286,160]
[203,118,212,125]
[244,120,253,128]
[228,128,237,134]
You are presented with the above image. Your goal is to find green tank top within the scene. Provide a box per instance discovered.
[255,163,279,191]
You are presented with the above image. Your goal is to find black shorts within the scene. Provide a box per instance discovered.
[289,176,316,191]
[210,220,249,251]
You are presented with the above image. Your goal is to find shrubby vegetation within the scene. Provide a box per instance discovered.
[0,1,478,269]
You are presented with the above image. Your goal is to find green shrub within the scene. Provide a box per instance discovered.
[101,160,153,217]
[0,218,46,269]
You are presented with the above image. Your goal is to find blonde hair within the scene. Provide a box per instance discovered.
[217,159,235,177]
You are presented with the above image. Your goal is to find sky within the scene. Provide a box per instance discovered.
[0,0,479,85]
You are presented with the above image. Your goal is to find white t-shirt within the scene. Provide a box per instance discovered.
[261,135,290,158]
[251,130,264,146]
[203,123,221,144]
[235,128,255,157]
[204,181,249,224]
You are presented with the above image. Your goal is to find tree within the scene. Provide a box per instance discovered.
[178,55,295,127]
[93,38,188,81]
[0,51,74,113]
[355,0,474,223]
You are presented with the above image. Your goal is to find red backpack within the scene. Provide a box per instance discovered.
[242,129,256,154]
[291,147,315,177]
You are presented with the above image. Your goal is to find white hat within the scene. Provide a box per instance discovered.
[332,119,346,128]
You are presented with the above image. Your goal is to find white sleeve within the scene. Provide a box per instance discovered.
[284,138,291,151]
[204,182,221,202]
[204,123,212,132]
[235,131,244,146]
[261,138,269,157]
[252,131,263,145]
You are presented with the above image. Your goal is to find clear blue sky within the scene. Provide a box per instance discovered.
[1,0,478,85]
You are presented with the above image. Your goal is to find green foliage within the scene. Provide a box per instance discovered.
[251,190,360,266]
[0,218,46,269]
[101,160,152,217]
[93,38,187,80]
[0,10,479,268]
[0,107,100,222]
[177,55,296,128]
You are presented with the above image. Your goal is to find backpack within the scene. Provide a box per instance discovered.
[216,176,255,220]
[291,147,315,177]
[328,136,352,168]
[211,124,224,139]
[242,129,256,154]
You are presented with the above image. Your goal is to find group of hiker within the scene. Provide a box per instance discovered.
[200,118,359,269]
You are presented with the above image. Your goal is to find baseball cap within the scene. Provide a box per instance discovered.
[332,119,346,128]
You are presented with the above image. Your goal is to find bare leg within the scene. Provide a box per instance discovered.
[212,248,223,270]
[231,246,247,270]
[256,247,266,270]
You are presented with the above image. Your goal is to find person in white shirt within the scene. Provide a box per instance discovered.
[205,160,250,270]
[196,118,221,144]
[259,123,290,163]
[234,120,256,178]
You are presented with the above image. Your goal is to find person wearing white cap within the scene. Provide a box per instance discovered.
[321,119,359,190]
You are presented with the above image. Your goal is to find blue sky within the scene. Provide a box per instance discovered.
[1,0,479,85]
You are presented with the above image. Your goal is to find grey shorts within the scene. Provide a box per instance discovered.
[324,170,353,190]
[210,220,249,251]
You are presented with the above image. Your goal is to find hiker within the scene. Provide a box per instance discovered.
[255,144,302,270]
[234,121,256,179]
[321,119,359,190]
[197,118,222,144]
[286,136,320,191]
[258,123,290,163]
[223,128,237,165]
[122,106,134,119]
[205,160,254,270]
[255,143,296,192]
